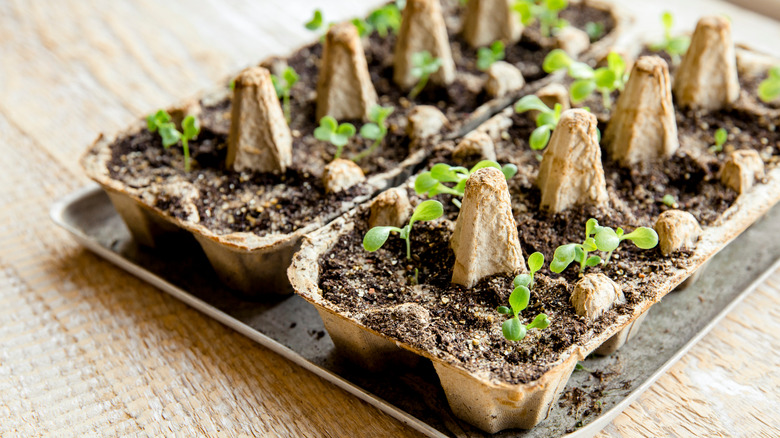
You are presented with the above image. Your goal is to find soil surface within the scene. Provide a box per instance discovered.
[319,187,680,384]
[451,2,615,82]
[317,56,780,385]
[104,0,614,239]
[107,126,374,236]
[364,0,615,116]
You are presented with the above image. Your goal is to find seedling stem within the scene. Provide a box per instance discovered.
[363,200,444,283]
[550,218,658,274]
[514,95,565,150]
[271,67,299,124]
[650,12,690,65]
[146,110,200,172]
[409,51,443,99]
[414,160,518,207]
[354,105,395,161]
[496,252,550,341]
[543,50,628,110]
[314,116,356,160]
[709,128,728,153]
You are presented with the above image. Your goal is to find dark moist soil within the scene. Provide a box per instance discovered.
[449,3,616,83]
[107,38,413,237]
[106,1,614,238]
[560,46,780,123]
[104,5,445,238]
[318,185,672,385]
[513,2,616,82]
[107,127,369,235]
[318,80,779,385]
[365,0,615,115]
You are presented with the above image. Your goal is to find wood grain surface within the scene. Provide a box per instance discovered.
[0,0,778,437]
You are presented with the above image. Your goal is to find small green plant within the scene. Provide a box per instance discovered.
[662,194,678,208]
[585,21,605,42]
[543,50,627,110]
[550,218,658,273]
[147,110,200,172]
[363,200,444,283]
[512,251,545,290]
[709,128,728,153]
[366,3,402,37]
[304,9,369,38]
[271,67,299,124]
[350,18,372,37]
[414,160,518,207]
[550,218,601,273]
[512,0,569,38]
[314,116,356,160]
[758,66,780,103]
[409,51,443,99]
[305,9,324,31]
[496,252,550,341]
[650,12,690,65]
[514,95,564,151]
[476,41,506,71]
[353,105,395,161]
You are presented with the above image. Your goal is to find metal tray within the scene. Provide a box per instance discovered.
[51,185,780,438]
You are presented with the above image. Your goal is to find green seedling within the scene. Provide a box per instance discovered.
[409,51,443,99]
[662,194,678,208]
[496,252,550,341]
[497,290,551,341]
[305,9,324,30]
[512,0,569,38]
[758,66,780,103]
[366,3,402,37]
[512,251,545,290]
[305,9,370,38]
[477,41,506,71]
[585,21,605,42]
[514,95,564,151]
[543,50,628,110]
[354,105,395,161]
[550,218,602,273]
[709,128,728,153]
[314,116,356,160]
[414,160,519,207]
[650,12,690,65]
[364,200,444,283]
[550,218,658,273]
[147,110,200,172]
[351,18,372,37]
[271,67,299,124]
[599,224,658,265]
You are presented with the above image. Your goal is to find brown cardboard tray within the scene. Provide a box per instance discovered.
[51,185,780,437]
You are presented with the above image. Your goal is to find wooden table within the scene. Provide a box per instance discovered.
[1,0,778,436]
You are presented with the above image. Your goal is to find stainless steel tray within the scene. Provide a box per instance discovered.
[51,185,780,438]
